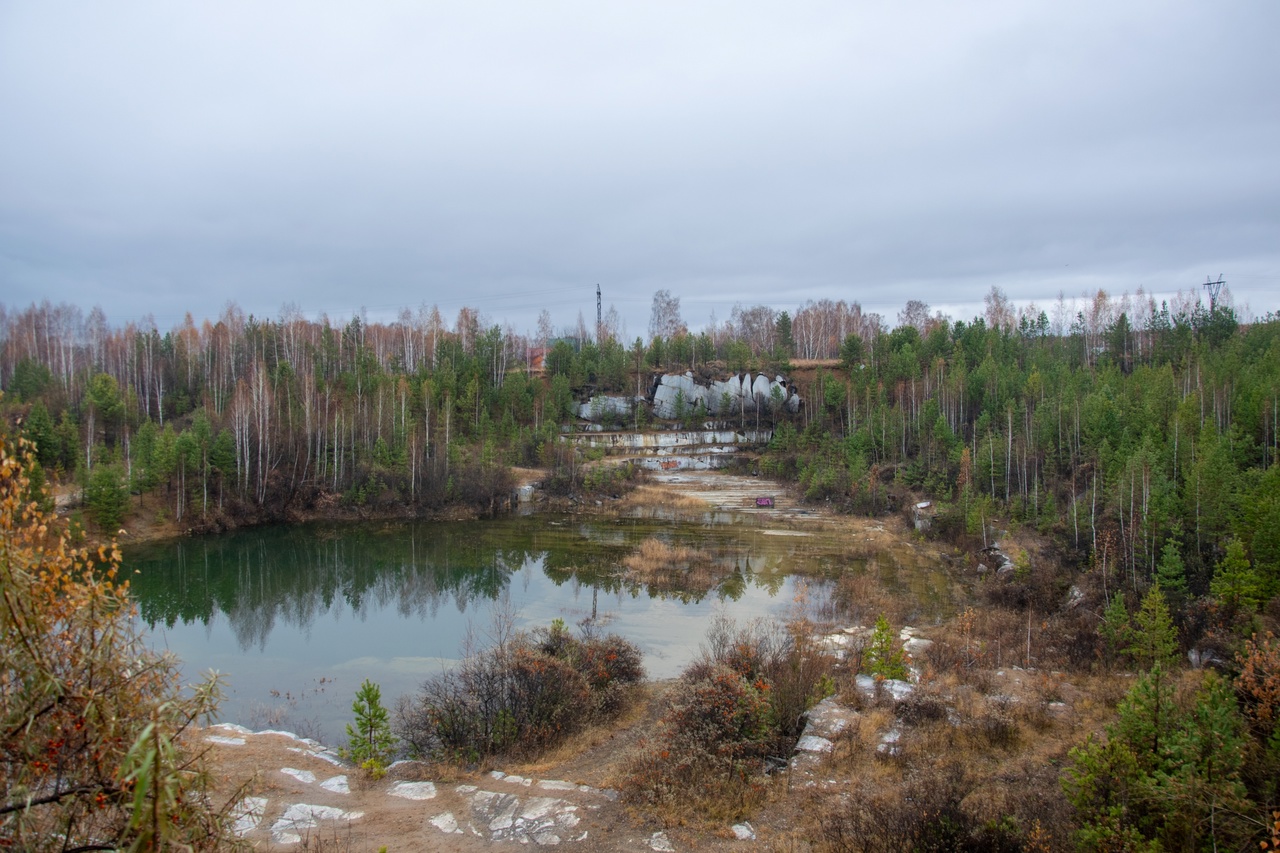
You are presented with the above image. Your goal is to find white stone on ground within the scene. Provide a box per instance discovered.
[806,697,857,736]
[229,796,268,836]
[211,723,253,735]
[279,768,316,785]
[903,637,934,656]
[256,729,302,740]
[537,779,578,791]
[732,822,756,840]
[884,679,914,700]
[795,735,834,753]
[446,789,584,845]
[285,745,343,766]
[853,674,914,702]
[388,781,437,800]
[519,797,561,821]
[430,812,462,834]
[205,735,246,746]
[650,830,676,852]
[271,804,363,844]
[319,775,349,794]
[878,728,902,755]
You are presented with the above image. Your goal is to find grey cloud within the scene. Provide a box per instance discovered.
[1,1,1277,334]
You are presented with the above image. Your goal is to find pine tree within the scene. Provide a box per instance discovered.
[84,462,128,531]
[1125,586,1178,671]
[1154,540,1187,599]
[1099,593,1131,668]
[344,679,396,778]
[1065,669,1254,850]
[1211,538,1264,613]
[864,615,908,681]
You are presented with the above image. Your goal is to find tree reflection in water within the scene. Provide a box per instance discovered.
[125,515,813,653]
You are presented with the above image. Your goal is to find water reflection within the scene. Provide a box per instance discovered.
[124,516,873,740]
[127,516,812,654]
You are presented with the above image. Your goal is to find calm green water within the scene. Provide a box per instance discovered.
[125,514,870,743]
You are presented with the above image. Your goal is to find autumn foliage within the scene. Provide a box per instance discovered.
[620,615,833,822]
[0,428,237,850]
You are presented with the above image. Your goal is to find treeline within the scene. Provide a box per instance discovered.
[3,304,556,526]
[0,296,821,527]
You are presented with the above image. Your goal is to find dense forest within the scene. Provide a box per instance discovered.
[0,294,880,526]
[2,288,1279,606]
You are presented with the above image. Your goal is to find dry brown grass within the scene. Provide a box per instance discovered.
[510,682,653,780]
[621,485,710,510]
[781,556,1154,851]
[621,536,725,595]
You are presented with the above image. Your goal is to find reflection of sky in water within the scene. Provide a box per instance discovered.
[128,517,832,743]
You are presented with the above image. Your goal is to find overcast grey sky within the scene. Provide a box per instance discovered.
[2,1,1277,337]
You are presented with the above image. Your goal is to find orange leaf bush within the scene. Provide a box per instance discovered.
[1,428,237,850]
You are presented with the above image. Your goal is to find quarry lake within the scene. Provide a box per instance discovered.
[124,512,947,743]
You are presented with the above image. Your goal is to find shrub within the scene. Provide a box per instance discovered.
[696,614,834,745]
[820,765,1034,853]
[620,615,834,820]
[0,431,237,850]
[395,620,643,761]
[665,665,774,762]
[1236,632,1280,741]
[620,666,773,818]
[577,633,646,702]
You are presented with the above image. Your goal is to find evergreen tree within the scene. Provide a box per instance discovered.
[1065,668,1254,851]
[344,679,396,778]
[85,462,128,532]
[775,311,794,356]
[1099,593,1131,667]
[21,401,61,472]
[864,615,908,680]
[1154,539,1187,599]
[839,333,865,368]
[1125,586,1178,671]
[1211,538,1264,613]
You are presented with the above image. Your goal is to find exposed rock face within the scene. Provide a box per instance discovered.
[570,371,801,428]
[575,395,643,420]
[648,371,801,420]
[562,371,800,473]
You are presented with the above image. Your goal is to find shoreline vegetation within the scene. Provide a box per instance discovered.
[4,290,1280,849]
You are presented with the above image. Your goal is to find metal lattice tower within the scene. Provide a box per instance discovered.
[596,284,602,340]
[1203,274,1225,310]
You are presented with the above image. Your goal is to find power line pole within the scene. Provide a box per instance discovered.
[596,283,602,342]
[1202,274,1225,311]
